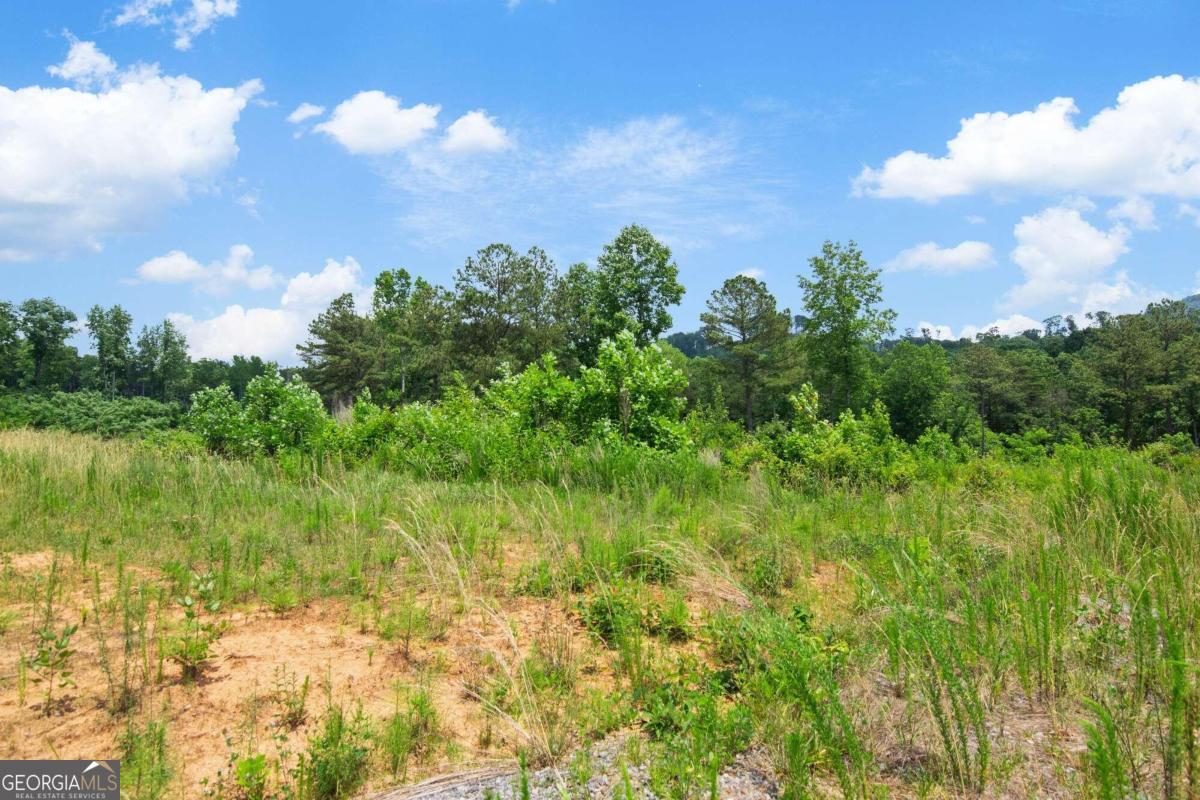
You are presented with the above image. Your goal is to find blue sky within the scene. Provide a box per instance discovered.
[3,1,1200,361]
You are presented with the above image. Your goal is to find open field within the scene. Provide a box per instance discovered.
[1,428,1198,799]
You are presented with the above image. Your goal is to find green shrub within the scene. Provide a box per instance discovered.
[0,390,178,437]
[296,703,372,800]
[187,384,251,455]
[748,385,915,490]
[243,371,332,454]
[580,582,646,647]
[574,331,689,449]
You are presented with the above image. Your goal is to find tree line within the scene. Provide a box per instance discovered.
[4,222,1200,448]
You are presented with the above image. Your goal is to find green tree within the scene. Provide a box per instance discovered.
[592,224,685,347]
[1086,312,1162,445]
[797,241,895,416]
[85,304,133,396]
[880,341,950,442]
[0,301,23,389]
[228,355,271,399]
[1169,331,1200,444]
[134,320,192,402]
[700,275,793,429]
[190,358,230,393]
[955,343,1015,453]
[453,244,560,382]
[373,269,455,401]
[1144,300,1200,437]
[553,262,601,369]
[299,294,381,408]
[18,298,78,389]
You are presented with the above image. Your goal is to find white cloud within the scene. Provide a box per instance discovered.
[738,267,765,279]
[0,248,36,263]
[113,0,172,25]
[281,257,363,307]
[138,250,207,283]
[1179,202,1200,227]
[441,110,512,154]
[1006,205,1131,308]
[1,44,261,261]
[169,305,306,361]
[855,75,1200,201]
[46,38,116,89]
[346,111,783,252]
[115,0,237,51]
[1074,271,1165,317]
[136,244,280,294]
[314,91,440,155]
[915,322,956,340]
[1108,196,1156,229]
[965,214,986,224]
[286,102,325,124]
[885,240,994,274]
[567,115,733,182]
[236,190,260,219]
[920,313,1044,341]
[967,314,1045,339]
[170,256,365,360]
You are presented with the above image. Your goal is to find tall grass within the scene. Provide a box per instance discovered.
[3,429,1200,798]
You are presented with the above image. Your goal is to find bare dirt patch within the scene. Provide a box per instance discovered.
[0,560,616,798]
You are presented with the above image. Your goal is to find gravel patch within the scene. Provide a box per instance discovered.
[363,736,779,799]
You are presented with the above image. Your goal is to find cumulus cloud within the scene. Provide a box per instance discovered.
[1108,196,1157,230]
[281,257,363,307]
[1006,205,1131,308]
[115,0,238,51]
[169,305,306,361]
[855,75,1200,201]
[0,42,260,262]
[136,244,280,294]
[738,267,765,279]
[46,38,116,89]
[1073,271,1166,317]
[919,314,1044,341]
[314,91,440,155]
[170,256,365,360]
[286,102,325,124]
[885,240,995,274]
[441,110,512,154]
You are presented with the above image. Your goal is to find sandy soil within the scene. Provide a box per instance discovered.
[0,550,611,797]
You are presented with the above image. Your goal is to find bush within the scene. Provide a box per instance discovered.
[0,390,178,437]
[575,331,689,450]
[187,370,333,456]
[1142,432,1198,467]
[296,703,372,800]
[746,385,915,490]
[243,371,332,454]
[187,385,251,455]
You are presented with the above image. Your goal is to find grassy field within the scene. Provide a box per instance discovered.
[1,428,1198,799]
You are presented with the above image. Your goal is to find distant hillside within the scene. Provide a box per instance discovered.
[1186,293,1200,311]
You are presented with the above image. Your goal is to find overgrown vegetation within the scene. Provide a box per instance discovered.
[3,227,1200,798]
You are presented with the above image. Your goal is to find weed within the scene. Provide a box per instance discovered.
[121,720,172,800]
[26,620,78,716]
[294,703,372,800]
[379,684,442,779]
[168,571,225,683]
